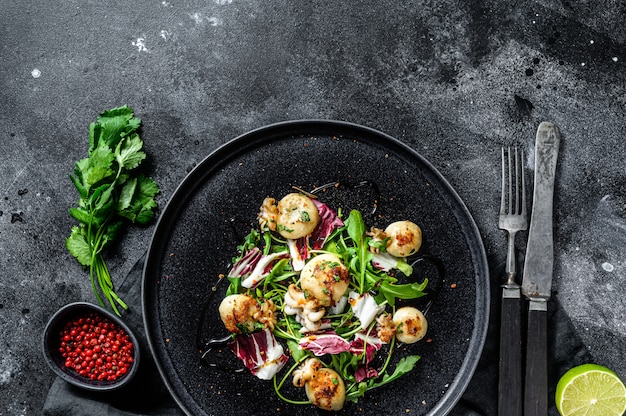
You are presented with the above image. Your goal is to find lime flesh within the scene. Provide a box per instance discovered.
[556,364,626,416]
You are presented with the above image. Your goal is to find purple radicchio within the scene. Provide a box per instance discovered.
[298,331,351,356]
[239,251,289,289]
[228,247,262,278]
[228,329,289,380]
[350,332,384,363]
[351,332,384,382]
[355,365,379,382]
[287,237,309,272]
[310,199,344,250]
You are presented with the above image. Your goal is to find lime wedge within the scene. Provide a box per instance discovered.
[555,363,626,416]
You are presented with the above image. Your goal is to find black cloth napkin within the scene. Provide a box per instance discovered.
[42,254,591,415]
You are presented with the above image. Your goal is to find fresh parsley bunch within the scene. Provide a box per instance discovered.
[66,105,160,315]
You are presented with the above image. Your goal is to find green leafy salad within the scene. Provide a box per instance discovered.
[66,106,160,316]
[218,192,430,411]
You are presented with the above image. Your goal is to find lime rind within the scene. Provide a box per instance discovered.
[556,364,626,416]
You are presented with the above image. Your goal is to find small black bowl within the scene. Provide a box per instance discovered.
[42,302,140,391]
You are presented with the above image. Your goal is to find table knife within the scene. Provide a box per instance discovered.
[521,122,561,416]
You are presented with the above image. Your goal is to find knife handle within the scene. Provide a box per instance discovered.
[498,288,523,416]
[524,301,548,416]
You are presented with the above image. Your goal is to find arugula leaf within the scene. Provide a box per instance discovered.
[287,339,308,363]
[346,355,421,402]
[368,355,421,390]
[66,105,160,315]
[344,210,370,293]
[379,280,428,306]
[345,209,365,243]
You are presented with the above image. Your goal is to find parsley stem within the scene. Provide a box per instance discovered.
[88,258,104,307]
[94,256,120,316]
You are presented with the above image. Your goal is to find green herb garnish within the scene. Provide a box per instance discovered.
[65,105,160,316]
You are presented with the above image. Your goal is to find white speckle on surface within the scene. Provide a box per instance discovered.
[190,12,203,24]
[581,62,586,66]
[0,356,18,385]
[189,12,222,26]
[602,262,615,272]
[31,68,41,78]
[207,16,222,26]
[214,0,233,4]
[613,57,619,62]
[160,30,171,40]
[590,40,594,44]
[131,38,148,52]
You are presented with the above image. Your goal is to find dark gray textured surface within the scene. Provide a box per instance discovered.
[1,0,625,415]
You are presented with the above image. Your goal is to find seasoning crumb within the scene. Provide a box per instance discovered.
[165,338,170,343]
[450,283,457,289]
[405,409,411,413]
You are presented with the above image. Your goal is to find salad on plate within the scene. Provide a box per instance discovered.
[214,191,434,411]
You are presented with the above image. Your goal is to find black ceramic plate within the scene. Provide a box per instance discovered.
[142,120,489,416]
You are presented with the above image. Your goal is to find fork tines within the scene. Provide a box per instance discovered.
[500,147,527,218]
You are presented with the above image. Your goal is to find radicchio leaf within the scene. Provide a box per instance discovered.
[350,332,383,364]
[310,200,344,249]
[228,329,289,380]
[287,237,308,272]
[228,247,262,278]
[349,291,385,330]
[355,365,379,382]
[241,251,290,288]
[299,332,351,356]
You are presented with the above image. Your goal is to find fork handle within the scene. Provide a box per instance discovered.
[498,287,523,416]
[524,300,548,416]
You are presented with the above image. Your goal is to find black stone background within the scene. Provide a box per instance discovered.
[1,0,625,415]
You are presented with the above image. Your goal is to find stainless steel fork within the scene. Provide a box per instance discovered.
[497,146,527,416]
[500,147,528,285]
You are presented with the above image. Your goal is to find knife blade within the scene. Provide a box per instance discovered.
[522,121,560,416]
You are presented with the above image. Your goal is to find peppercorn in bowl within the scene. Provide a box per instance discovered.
[42,302,140,391]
